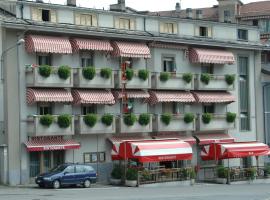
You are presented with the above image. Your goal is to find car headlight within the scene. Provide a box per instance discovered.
[43,177,52,181]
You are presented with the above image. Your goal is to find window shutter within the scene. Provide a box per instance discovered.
[85,15,91,26]
[31,7,38,20]
[114,17,120,28]
[75,13,81,25]
[92,14,98,27]
[173,23,178,34]
[130,18,136,30]
[160,22,165,33]
[207,27,212,37]
[195,26,200,36]
[50,10,57,23]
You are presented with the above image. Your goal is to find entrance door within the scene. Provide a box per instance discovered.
[30,152,41,177]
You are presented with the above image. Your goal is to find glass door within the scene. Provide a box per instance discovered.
[30,152,41,177]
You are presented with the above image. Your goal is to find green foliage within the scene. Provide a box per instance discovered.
[264,165,270,176]
[38,65,52,78]
[217,166,228,178]
[82,66,96,80]
[246,168,256,180]
[225,74,235,85]
[123,113,137,126]
[138,113,150,126]
[200,73,211,85]
[141,170,151,181]
[111,165,123,179]
[125,68,134,81]
[182,73,193,83]
[138,69,149,81]
[100,68,112,79]
[83,114,98,127]
[161,113,172,125]
[126,168,138,181]
[184,113,195,124]
[226,112,236,123]
[57,114,72,128]
[39,115,54,127]
[189,168,196,179]
[202,113,212,124]
[159,72,171,82]
[101,114,114,126]
[58,65,71,80]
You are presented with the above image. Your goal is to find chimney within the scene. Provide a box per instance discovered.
[110,0,126,12]
[196,9,202,19]
[175,2,181,12]
[186,8,192,19]
[67,0,76,7]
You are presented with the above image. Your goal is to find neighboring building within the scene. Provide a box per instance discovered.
[0,0,265,185]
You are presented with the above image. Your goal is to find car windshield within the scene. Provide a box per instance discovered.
[49,165,67,173]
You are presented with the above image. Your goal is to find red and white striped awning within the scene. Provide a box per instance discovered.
[25,35,72,54]
[153,133,196,145]
[72,89,115,105]
[189,48,235,64]
[113,90,150,100]
[27,88,73,105]
[25,137,80,152]
[148,91,196,105]
[70,38,113,52]
[192,91,235,103]
[111,41,151,58]
[195,133,235,145]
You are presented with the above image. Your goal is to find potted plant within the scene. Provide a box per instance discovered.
[82,66,96,80]
[161,113,172,125]
[123,113,137,126]
[226,112,236,123]
[100,68,112,79]
[246,167,257,182]
[138,113,150,126]
[159,72,170,82]
[189,168,196,185]
[125,168,138,187]
[184,113,195,124]
[38,65,52,78]
[58,65,71,80]
[39,114,54,127]
[83,114,98,127]
[101,114,114,126]
[138,69,149,81]
[125,68,134,81]
[183,73,193,84]
[225,74,235,85]
[264,165,270,178]
[202,113,212,124]
[200,73,211,85]
[216,166,228,184]
[110,165,123,185]
[57,114,72,128]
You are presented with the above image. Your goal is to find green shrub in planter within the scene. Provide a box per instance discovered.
[189,168,196,179]
[57,114,72,128]
[58,65,71,80]
[83,114,98,127]
[100,68,112,79]
[82,67,96,80]
[217,166,228,178]
[39,65,52,78]
[39,115,54,127]
[225,74,235,85]
[161,113,172,125]
[246,168,257,180]
[123,113,137,126]
[126,168,138,181]
[111,165,123,179]
[183,73,193,84]
[125,68,134,81]
[138,69,149,81]
[138,113,150,126]
[226,112,236,123]
[200,73,211,85]
[101,114,114,126]
[202,113,212,124]
[159,72,170,82]
[264,165,270,177]
[184,113,195,124]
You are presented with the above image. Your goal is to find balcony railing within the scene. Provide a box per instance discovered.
[196,74,235,91]
[197,113,236,131]
[74,68,114,88]
[118,114,153,133]
[154,114,196,132]
[27,115,75,136]
[117,70,151,89]
[152,72,194,90]
[75,115,116,134]
[25,65,73,87]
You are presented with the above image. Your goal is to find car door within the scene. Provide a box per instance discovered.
[61,165,76,185]
[75,165,85,184]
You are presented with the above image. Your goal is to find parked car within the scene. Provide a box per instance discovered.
[35,163,97,189]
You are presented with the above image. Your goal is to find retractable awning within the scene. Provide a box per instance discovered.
[192,91,235,104]
[70,38,113,52]
[113,90,150,100]
[195,133,235,145]
[25,35,72,54]
[189,48,235,64]
[27,88,73,105]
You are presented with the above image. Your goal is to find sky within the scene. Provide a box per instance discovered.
[40,0,267,11]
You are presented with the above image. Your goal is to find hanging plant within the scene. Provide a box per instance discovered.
[138,69,149,81]
[200,73,211,85]
[84,114,98,127]
[101,114,114,126]
[184,113,195,124]
[57,114,72,128]
[39,65,52,78]
[138,113,150,126]
[58,65,71,80]
[123,113,137,126]
[226,112,236,123]
[39,115,54,127]
[100,68,112,79]
[202,113,212,124]
[225,74,235,85]
[161,113,172,125]
[82,66,96,80]
[182,73,193,83]
[159,72,170,82]
[125,68,134,81]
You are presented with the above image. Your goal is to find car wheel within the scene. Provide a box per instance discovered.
[83,179,91,188]
[53,180,61,189]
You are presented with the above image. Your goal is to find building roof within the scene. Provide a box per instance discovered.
[239,1,270,18]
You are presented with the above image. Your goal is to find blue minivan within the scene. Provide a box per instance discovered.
[35,163,97,189]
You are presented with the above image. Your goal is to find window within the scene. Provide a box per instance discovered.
[99,152,106,162]
[203,104,215,113]
[39,103,52,115]
[196,26,212,37]
[238,56,250,131]
[123,99,134,114]
[64,166,75,173]
[224,10,231,23]
[163,57,175,72]
[201,64,214,74]
[81,52,93,67]
[160,22,177,34]
[261,53,270,64]
[119,18,131,29]
[38,54,51,66]
[82,105,97,115]
[115,17,135,30]
[162,102,183,114]
[238,29,248,41]
[253,20,258,26]
[42,9,50,21]
[83,152,105,163]
[76,165,85,173]
[31,7,57,23]
[242,157,252,168]
[75,13,97,26]
[200,26,207,37]
[80,14,92,26]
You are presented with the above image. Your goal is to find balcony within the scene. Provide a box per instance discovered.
[196,74,235,91]
[75,115,116,134]
[117,70,151,89]
[25,65,73,87]
[27,115,75,136]
[74,68,114,88]
[197,114,236,131]
[154,114,196,132]
[118,114,153,133]
[152,72,194,90]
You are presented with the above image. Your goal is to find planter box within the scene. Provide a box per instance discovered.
[216,178,227,184]
[117,71,151,89]
[119,114,153,133]
[26,66,73,87]
[197,114,236,131]
[28,115,75,136]
[76,115,116,135]
[110,178,121,185]
[197,75,234,91]
[125,180,137,187]
[74,68,114,88]
[153,73,194,90]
